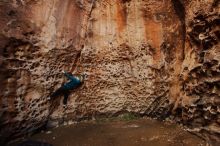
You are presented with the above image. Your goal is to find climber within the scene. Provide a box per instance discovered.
[49,70,85,108]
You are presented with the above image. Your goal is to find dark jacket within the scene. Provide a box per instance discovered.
[62,71,81,90]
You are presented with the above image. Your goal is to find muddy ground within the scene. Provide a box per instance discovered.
[10,118,208,146]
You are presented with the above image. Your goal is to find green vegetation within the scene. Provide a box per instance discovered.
[118,113,140,121]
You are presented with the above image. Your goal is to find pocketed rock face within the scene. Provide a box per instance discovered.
[49,0,184,121]
[0,0,90,144]
[176,0,220,143]
[0,0,219,145]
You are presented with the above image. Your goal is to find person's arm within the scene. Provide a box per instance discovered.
[63,71,73,80]
[63,71,80,82]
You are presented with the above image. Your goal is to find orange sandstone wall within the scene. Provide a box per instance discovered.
[0,0,219,144]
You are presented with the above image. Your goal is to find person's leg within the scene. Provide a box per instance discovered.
[50,87,65,100]
[63,90,70,105]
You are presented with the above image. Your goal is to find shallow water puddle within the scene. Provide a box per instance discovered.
[13,118,206,146]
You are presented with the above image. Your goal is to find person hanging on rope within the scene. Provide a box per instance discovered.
[49,70,85,108]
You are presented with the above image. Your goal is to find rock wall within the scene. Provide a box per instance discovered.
[176,0,220,143]
[0,0,219,145]
[0,0,90,143]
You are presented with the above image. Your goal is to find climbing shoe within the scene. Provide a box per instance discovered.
[47,96,51,101]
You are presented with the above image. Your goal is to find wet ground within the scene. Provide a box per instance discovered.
[11,118,207,146]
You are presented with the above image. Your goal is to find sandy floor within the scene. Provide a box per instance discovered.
[12,118,207,146]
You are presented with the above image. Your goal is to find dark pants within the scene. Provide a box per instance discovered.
[51,87,70,105]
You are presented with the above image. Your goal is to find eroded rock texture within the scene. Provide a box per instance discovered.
[177,0,220,143]
[0,0,219,145]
